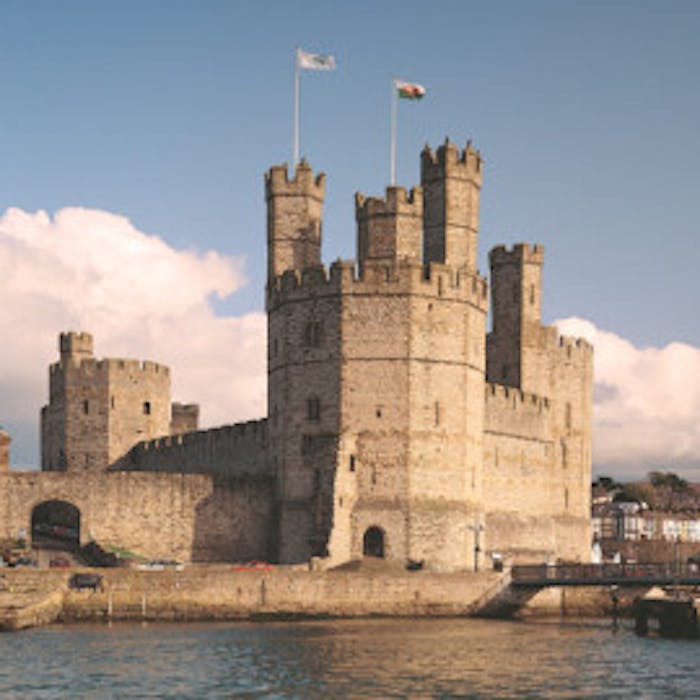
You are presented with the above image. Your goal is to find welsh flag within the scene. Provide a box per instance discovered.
[395,80,426,100]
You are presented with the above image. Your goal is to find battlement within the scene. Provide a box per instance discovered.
[119,418,271,477]
[489,243,545,267]
[355,186,423,220]
[50,356,170,377]
[484,381,551,443]
[553,332,594,360]
[421,138,483,184]
[485,382,550,411]
[265,160,326,202]
[59,331,94,361]
[267,258,489,310]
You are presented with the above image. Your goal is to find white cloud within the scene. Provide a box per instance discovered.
[556,317,700,479]
[0,207,267,467]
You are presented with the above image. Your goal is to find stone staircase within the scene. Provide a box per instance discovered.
[0,570,66,631]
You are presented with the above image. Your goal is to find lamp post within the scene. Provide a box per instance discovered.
[469,519,485,572]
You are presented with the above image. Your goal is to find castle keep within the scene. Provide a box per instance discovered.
[0,140,593,570]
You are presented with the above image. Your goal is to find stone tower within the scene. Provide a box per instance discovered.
[486,244,547,394]
[355,186,423,273]
[41,332,172,472]
[265,160,326,281]
[0,429,10,472]
[421,139,483,272]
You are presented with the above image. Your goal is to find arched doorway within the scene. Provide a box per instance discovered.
[31,500,80,551]
[363,526,385,558]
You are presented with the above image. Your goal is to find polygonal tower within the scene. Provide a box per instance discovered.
[421,139,483,272]
[41,332,172,472]
[265,159,326,281]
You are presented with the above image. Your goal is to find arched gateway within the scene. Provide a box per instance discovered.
[363,526,385,558]
[31,500,80,551]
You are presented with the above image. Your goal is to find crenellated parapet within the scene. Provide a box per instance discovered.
[117,419,272,477]
[489,243,544,268]
[484,382,551,443]
[265,160,326,203]
[420,138,483,186]
[266,258,489,311]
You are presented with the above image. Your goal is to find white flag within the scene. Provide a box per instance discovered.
[297,48,336,71]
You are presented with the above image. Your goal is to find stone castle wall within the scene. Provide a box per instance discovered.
[0,470,273,562]
[116,419,271,477]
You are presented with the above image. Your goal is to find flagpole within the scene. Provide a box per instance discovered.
[390,79,397,186]
[293,47,300,167]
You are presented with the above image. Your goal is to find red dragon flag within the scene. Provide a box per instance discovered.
[395,79,426,100]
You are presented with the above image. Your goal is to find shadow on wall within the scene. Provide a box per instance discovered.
[191,475,276,563]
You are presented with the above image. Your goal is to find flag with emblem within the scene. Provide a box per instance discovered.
[297,49,336,71]
[395,80,426,100]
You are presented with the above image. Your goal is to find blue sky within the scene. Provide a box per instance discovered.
[1,0,699,476]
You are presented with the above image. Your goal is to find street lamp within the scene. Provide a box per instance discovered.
[469,519,485,572]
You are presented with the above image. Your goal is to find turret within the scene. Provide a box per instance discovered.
[355,186,423,273]
[486,243,545,392]
[59,331,93,364]
[265,160,326,282]
[421,139,483,272]
[170,402,199,435]
[0,428,9,472]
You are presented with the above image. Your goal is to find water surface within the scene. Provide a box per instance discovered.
[0,618,695,698]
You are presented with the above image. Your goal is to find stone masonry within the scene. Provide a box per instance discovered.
[1,139,592,569]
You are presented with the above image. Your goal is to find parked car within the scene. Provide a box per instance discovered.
[136,559,184,572]
[231,560,274,572]
[69,573,103,592]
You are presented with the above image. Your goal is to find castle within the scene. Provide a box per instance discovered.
[0,140,593,570]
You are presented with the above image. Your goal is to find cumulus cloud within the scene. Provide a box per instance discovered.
[556,317,700,479]
[0,207,266,468]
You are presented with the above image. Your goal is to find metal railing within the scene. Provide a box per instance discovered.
[511,562,700,586]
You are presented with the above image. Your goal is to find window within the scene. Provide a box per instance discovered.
[304,321,323,348]
[435,401,441,426]
[110,396,115,409]
[83,400,89,415]
[349,455,356,472]
[143,401,151,415]
[307,397,320,422]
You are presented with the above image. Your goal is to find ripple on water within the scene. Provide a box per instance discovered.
[0,618,697,699]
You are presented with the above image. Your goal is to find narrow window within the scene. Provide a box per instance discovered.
[434,401,441,426]
[110,395,115,409]
[143,401,151,415]
[530,284,535,305]
[376,407,382,418]
[565,488,570,511]
[307,397,320,422]
[83,400,89,415]
[502,364,508,380]
[371,466,377,485]
[349,455,356,472]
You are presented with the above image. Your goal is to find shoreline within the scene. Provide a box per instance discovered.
[0,565,630,631]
